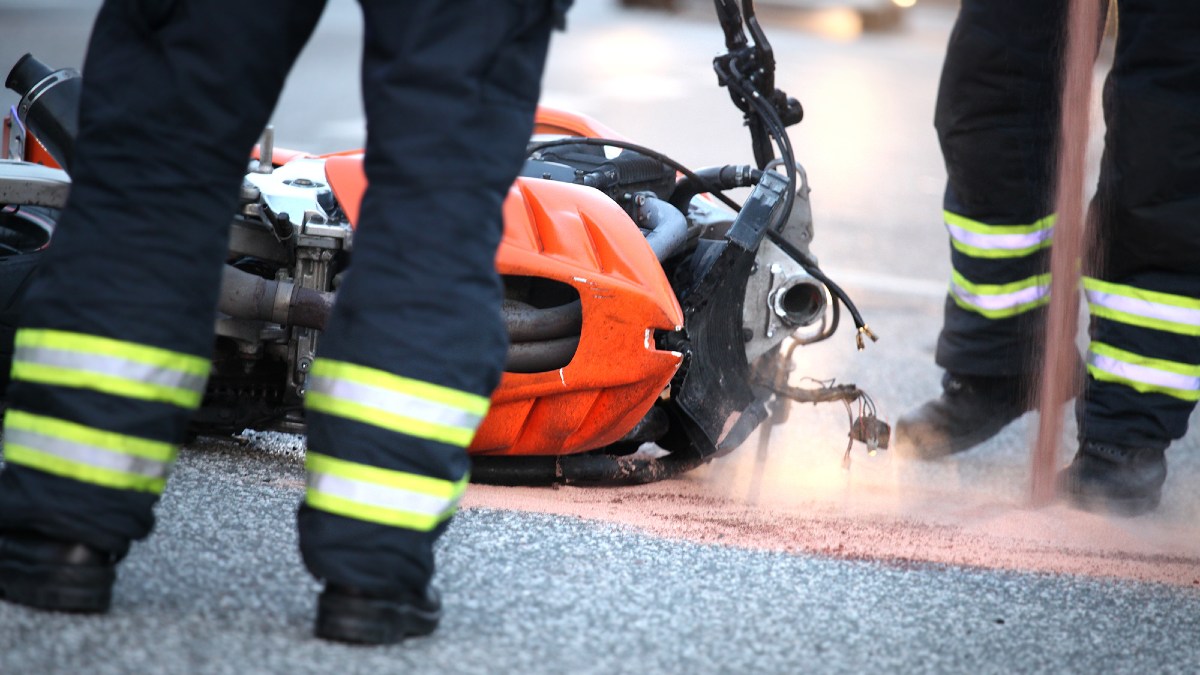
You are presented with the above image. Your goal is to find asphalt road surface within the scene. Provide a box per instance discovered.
[1,1,1199,673]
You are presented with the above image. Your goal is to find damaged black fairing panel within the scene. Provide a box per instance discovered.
[662,170,788,459]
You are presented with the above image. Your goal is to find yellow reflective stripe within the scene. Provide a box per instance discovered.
[1083,278,1200,310]
[304,490,446,531]
[1084,277,1200,336]
[943,212,1056,236]
[310,375,484,433]
[2,409,175,493]
[5,409,177,461]
[4,445,167,493]
[1087,342,1200,401]
[306,359,489,446]
[304,451,467,530]
[10,362,203,408]
[1089,342,1200,378]
[1086,366,1200,401]
[945,212,1055,260]
[12,329,210,408]
[306,451,467,499]
[1088,306,1200,337]
[1089,367,1200,398]
[949,293,1048,319]
[952,271,1048,297]
[950,239,1050,259]
[949,271,1050,319]
[306,392,476,446]
[3,410,175,493]
[310,360,488,416]
[15,329,210,376]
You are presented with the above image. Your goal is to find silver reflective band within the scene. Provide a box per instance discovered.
[951,280,1048,312]
[5,427,170,480]
[309,375,484,431]
[946,222,1053,252]
[1088,352,1200,393]
[1085,289,1200,329]
[14,346,208,394]
[307,472,456,518]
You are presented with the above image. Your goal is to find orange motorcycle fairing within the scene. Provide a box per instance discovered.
[532,106,627,140]
[478,178,684,455]
[4,116,59,168]
[250,144,312,168]
[323,156,685,457]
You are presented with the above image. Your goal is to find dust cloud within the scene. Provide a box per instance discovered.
[463,410,1200,587]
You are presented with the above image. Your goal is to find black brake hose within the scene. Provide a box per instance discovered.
[669,165,762,212]
[721,57,797,233]
[766,229,876,350]
[526,137,744,213]
[719,56,876,349]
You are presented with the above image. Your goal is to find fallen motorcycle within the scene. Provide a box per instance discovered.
[0,0,886,485]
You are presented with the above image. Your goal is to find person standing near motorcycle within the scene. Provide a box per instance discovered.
[0,0,570,644]
[895,0,1200,516]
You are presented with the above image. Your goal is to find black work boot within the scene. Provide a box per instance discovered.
[0,531,118,613]
[895,372,1029,459]
[315,583,442,645]
[1057,441,1167,517]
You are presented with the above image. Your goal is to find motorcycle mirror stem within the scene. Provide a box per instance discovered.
[713,0,748,50]
[713,1,776,88]
[741,0,777,95]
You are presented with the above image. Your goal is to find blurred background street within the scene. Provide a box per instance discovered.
[1,1,1198,673]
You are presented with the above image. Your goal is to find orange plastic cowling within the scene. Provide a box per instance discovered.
[322,155,684,457]
[533,106,627,140]
[473,178,683,455]
[4,117,60,169]
[486,108,682,456]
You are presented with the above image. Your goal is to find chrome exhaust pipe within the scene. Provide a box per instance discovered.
[5,54,81,171]
[771,277,827,328]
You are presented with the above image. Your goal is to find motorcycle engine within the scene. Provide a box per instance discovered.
[200,157,350,435]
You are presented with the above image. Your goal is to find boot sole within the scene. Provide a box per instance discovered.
[0,556,113,613]
[315,591,441,645]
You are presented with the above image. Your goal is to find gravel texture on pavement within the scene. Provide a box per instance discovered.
[2,438,1199,675]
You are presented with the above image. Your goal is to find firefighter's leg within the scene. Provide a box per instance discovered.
[0,0,328,611]
[1060,0,1200,515]
[896,0,1081,458]
[297,0,563,644]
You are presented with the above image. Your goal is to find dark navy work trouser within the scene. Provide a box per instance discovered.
[933,0,1200,447]
[0,0,564,594]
